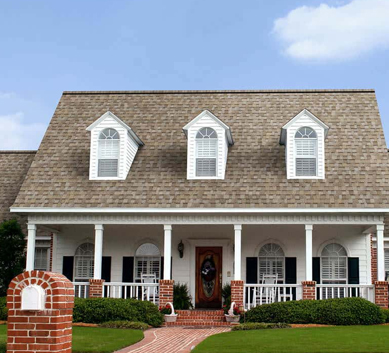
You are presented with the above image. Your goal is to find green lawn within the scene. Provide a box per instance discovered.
[0,324,144,353]
[192,326,389,353]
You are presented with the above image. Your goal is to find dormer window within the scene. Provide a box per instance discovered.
[98,128,120,177]
[280,109,329,180]
[183,110,233,180]
[295,127,317,177]
[86,111,144,180]
[196,127,217,177]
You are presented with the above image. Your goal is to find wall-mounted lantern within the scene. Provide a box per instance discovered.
[178,240,184,258]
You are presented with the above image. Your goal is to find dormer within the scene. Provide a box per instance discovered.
[183,110,233,180]
[280,109,329,180]
[86,111,143,180]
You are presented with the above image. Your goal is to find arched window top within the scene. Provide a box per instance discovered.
[295,127,317,139]
[75,243,94,256]
[99,128,120,140]
[259,243,285,257]
[135,243,161,257]
[321,243,347,257]
[196,127,217,139]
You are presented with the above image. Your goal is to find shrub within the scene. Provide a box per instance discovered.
[173,283,193,310]
[73,298,163,327]
[100,321,149,330]
[222,283,231,308]
[381,308,389,323]
[232,322,291,331]
[0,297,7,321]
[0,343,5,353]
[245,298,385,326]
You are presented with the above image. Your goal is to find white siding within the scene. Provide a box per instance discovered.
[187,114,228,179]
[89,115,138,180]
[285,114,325,179]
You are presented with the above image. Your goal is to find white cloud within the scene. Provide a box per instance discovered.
[0,112,46,150]
[0,92,15,99]
[273,0,389,61]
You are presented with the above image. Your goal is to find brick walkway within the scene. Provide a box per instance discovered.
[116,327,230,353]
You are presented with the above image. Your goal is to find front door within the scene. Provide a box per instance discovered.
[195,247,222,308]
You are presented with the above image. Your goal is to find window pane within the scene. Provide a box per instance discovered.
[296,139,316,156]
[98,159,118,177]
[197,139,217,158]
[296,158,316,176]
[34,248,48,271]
[99,139,120,159]
[196,158,216,176]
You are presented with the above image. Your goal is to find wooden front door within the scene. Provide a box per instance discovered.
[195,247,222,308]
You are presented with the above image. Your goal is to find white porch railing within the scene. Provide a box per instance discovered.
[316,284,375,302]
[244,284,303,310]
[73,282,90,298]
[103,282,160,305]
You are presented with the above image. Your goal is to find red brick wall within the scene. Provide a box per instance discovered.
[159,280,174,308]
[231,280,244,309]
[302,281,316,300]
[374,281,389,308]
[6,271,74,353]
[371,234,377,283]
[49,233,54,272]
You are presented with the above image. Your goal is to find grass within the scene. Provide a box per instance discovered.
[0,324,144,353]
[192,325,389,353]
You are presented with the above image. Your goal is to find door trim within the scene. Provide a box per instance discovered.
[187,238,232,308]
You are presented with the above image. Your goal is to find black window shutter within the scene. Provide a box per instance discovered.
[160,257,173,280]
[101,257,111,282]
[62,256,74,282]
[348,257,360,284]
[246,257,258,284]
[122,257,134,283]
[285,258,297,284]
[312,257,321,284]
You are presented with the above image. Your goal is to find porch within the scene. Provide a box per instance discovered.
[24,212,388,309]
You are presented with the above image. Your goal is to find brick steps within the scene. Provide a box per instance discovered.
[164,309,239,327]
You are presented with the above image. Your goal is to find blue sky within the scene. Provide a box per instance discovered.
[0,0,389,149]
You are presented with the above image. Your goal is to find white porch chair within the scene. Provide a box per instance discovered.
[256,274,278,304]
[141,273,158,302]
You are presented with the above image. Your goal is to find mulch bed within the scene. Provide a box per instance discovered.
[291,324,333,328]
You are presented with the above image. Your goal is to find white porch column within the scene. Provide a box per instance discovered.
[26,224,37,271]
[305,225,313,281]
[94,224,104,280]
[376,224,385,281]
[234,224,242,281]
[164,225,172,280]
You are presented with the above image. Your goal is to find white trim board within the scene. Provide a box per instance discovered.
[11,207,389,214]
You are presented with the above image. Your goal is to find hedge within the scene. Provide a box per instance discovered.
[381,308,389,323]
[100,321,149,330]
[0,298,7,321]
[73,298,163,327]
[245,298,385,326]
[232,322,291,331]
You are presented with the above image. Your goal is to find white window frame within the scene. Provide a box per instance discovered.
[320,243,348,285]
[74,243,95,283]
[294,127,318,178]
[134,243,161,282]
[97,128,120,178]
[258,243,285,283]
[195,127,218,178]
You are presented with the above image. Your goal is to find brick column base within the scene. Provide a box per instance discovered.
[231,280,244,310]
[302,281,316,300]
[159,279,174,308]
[7,271,74,353]
[89,279,105,298]
[374,281,389,308]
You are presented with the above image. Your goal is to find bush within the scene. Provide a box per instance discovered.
[381,308,389,323]
[173,283,193,310]
[0,297,7,320]
[0,343,5,353]
[232,322,291,331]
[222,283,231,308]
[73,298,163,327]
[245,298,385,326]
[100,321,149,331]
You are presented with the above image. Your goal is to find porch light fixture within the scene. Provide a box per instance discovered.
[178,240,184,258]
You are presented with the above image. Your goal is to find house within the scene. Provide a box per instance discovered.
[2,89,389,309]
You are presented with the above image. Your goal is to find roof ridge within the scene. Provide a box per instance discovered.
[62,89,376,95]
[0,150,37,154]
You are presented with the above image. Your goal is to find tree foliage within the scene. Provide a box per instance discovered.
[0,219,26,296]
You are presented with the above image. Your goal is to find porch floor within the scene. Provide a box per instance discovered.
[116,327,230,353]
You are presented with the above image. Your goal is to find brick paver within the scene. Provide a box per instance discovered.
[116,327,230,353]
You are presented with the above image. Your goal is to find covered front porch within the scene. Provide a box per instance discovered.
[24,211,388,309]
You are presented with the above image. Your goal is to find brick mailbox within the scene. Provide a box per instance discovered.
[6,271,74,353]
